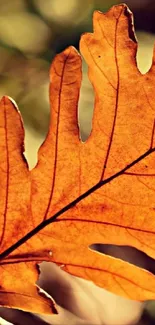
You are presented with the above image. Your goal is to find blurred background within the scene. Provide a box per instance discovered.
[0,0,155,324]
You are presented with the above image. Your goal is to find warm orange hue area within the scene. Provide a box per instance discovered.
[0,3,155,314]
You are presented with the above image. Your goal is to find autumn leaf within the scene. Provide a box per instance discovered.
[0,3,155,315]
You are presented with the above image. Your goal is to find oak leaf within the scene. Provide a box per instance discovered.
[0,3,155,315]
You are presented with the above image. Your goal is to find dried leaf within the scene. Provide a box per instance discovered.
[0,3,155,314]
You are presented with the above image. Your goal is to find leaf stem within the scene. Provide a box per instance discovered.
[0,148,153,261]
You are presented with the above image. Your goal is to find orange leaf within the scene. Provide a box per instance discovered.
[0,3,155,314]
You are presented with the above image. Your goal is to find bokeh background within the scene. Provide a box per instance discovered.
[0,0,155,324]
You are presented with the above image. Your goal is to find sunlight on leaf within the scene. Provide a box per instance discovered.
[0,3,155,316]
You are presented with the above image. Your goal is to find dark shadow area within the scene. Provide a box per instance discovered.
[90,244,155,274]
[140,309,155,325]
[38,262,84,318]
[0,307,49,325]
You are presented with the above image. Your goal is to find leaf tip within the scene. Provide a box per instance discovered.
[0,95,18,110]
[92,3,129,21]
[0,96,10,105]
[50,45,81,81]
[63,45,80,57]
[80,3,137,51]
[53,46,80,63]
[111,3,137,44]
